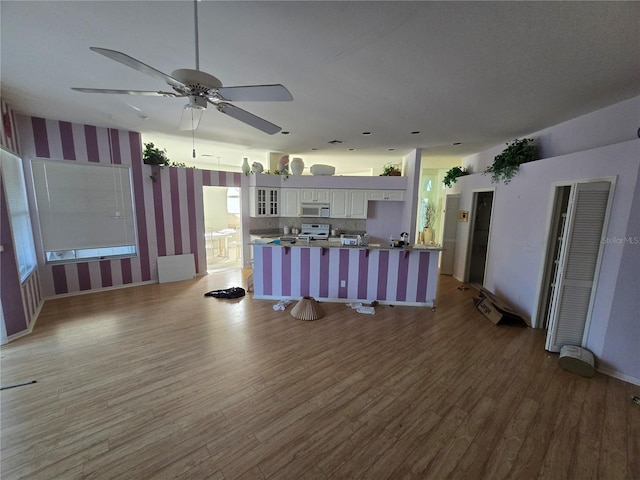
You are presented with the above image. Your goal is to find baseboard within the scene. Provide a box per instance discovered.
[6,323,35,343]
[44,279,157,301]
[3,299,44,345]
[597,366,640,386]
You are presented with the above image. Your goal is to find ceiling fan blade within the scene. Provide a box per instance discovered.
[215,84,293,102]
[215,103,282,135]
[89,47,189,93]
[72,87,182,97]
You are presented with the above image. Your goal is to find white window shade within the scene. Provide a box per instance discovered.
[31,160,136,253]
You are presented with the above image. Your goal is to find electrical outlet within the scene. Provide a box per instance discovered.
[340,280,346,288]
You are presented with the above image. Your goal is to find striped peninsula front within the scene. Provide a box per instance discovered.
[252,243,442,307]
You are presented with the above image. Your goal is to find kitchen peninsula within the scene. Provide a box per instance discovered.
[252,241,442,307]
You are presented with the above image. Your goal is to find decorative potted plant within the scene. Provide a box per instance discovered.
[443,166,469,188]
[143,142,171,166]
[423,202,437,243]
[484,138,535,184]
[142,142,192,181]
[380,163,401,176]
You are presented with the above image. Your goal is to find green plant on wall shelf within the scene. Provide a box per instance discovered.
[143,142,195,181]
[380,163,401,176]
[443,166,469,188]
[484,138,535,184]
[143,142,171,167]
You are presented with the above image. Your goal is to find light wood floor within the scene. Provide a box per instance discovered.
[1,271,638,480]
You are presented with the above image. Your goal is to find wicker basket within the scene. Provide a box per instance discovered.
[291,296,325,321]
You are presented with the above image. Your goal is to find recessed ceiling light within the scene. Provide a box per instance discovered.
[327,139,343,144]
[362,131,372,136]
[281,131,290,135]
[452,142,462,145]
[411,131,421,135]
[311,148,318,151]
[348,148,356,151]
[388,148,395,151]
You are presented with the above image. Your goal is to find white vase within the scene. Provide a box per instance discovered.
[241,157,250,175]
[290,157,304,175]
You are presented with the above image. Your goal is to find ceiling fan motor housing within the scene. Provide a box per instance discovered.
[189,95,207,110]
[171,68,223,101]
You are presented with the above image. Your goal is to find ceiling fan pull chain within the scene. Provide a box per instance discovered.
[192,110,196,158]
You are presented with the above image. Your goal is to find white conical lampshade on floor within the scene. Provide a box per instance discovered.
[291,296,325,321]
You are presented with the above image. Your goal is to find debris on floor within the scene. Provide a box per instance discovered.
[204,287,246,299]
[346,301,377,315]
[0,380,37,391]
[474,288,530,327]
[273,299,292,311]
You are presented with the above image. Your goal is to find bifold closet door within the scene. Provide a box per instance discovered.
[545,181,612,352]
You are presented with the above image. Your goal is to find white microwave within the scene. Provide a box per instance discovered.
[300,202,330,218]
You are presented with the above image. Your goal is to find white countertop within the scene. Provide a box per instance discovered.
[250,240,443,252]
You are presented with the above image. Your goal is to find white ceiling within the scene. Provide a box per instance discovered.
[2,1,639,174]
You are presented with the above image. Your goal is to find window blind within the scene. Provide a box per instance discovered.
[31,159,136,253]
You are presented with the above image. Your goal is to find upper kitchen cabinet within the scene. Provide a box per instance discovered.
[250,187,280,217]
[367,190,405,201]
[330,189,368,219]
[300,188,331,203]
[280,188,300,217]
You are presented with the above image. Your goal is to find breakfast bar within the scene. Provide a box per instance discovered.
[252,242,442,307]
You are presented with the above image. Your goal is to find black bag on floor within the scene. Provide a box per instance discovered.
[205,287,246,299]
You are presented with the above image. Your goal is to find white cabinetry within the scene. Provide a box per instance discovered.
[330,190,368,218]
[367,190,405,201]
[250,187,280,217]
[280,188,300,217]
[300,188,330,203]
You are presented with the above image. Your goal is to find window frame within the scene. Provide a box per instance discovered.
[1,148,38,282]
[30,158,139,265]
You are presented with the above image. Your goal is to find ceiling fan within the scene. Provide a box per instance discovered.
[71,1,292,134]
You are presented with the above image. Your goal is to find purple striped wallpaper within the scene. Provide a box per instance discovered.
[15,115,241,300]
[252,245,439,305]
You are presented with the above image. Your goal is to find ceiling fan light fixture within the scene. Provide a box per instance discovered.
[179,102,204,130]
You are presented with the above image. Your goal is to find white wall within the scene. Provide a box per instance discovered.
[600,174,640,383]
[203,186,230,232]
[453,96,640,384]
[464,95,640,172]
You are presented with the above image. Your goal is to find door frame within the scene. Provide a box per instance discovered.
[531,182,573,329]
[533,176,616,332]
[464,188,495,285]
